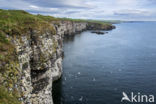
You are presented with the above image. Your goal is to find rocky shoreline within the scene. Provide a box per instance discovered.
[0,10,115,104]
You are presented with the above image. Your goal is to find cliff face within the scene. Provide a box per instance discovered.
[6,21,88,104]
[0,10,115,104]
[87,22,115,30]
[53,21,87,37]
[13,29,62,104]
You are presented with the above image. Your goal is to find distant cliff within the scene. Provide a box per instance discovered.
[0,9,115,104]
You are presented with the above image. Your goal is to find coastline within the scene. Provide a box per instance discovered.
[0,9,115,104]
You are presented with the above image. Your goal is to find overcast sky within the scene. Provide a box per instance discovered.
[0,0,156,21]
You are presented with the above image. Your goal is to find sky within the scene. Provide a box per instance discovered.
[0,0,156,21]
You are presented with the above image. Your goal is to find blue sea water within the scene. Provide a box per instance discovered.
[53,22,156,104]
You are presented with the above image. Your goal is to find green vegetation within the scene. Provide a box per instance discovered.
[0,9,56,36]
[36,14,59,22]
[52,39,58,53]
[0,86,20,104]
[58,17,115,25]
[87,19,122,24]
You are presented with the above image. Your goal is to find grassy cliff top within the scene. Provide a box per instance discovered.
[0,9,113,43]
[0,9,58,62]
[0,9,57,37]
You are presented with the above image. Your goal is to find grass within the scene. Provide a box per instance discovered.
[0,9,56,36]
[58,17,114,25]
[36,14,59,22]
[0,86,20,104]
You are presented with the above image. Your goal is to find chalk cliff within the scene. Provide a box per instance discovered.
[0,10,115,104]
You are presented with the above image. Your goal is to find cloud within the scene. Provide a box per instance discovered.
[114,9,150,16]
[0,0,30,9]
[22,0,92,8]
[29,5,39,9]
[0,0,156,20]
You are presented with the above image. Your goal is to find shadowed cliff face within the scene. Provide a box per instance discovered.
[0,10,115,104]
[12,26,63,104]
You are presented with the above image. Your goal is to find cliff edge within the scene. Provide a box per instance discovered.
[0,9,115,104]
